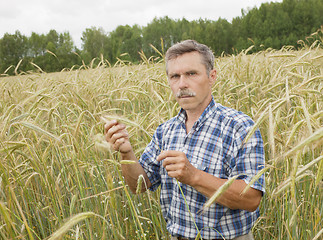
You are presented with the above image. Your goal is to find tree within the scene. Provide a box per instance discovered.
[46,29,59,52]
[57,32,74,55]
[31,30,77,72]
[81,27,109,62]
[102,24,144,63]
[142,16,177,57]
[28,32,47,57]
[206,18,233,55]
[0,31,28,73]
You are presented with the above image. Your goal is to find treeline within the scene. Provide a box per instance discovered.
[1,0,322,75]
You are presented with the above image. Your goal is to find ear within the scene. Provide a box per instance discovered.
[209,69,217,86]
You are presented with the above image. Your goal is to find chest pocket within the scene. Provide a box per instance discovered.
[188,151,232,179]
[187,153,207,171]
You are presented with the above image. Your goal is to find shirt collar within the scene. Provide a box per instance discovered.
[176,97,218,130]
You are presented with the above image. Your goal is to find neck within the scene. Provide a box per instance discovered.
[184,95,213,133]
[185,102,209,133]
[185,113,199,133]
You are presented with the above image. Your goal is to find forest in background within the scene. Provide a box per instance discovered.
[0,0,322,75]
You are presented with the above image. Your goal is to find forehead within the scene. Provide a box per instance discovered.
[167,51,205,74]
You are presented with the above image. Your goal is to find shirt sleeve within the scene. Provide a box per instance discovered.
[138,126,163,191]
[230,124,266,194]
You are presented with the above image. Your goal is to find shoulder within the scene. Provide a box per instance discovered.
[214,104,255,133]
[212,104,263,148]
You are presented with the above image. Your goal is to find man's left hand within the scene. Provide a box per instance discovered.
[157,150,198,185]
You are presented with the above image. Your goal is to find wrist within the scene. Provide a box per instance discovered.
[190,168,202,188]
[120,149,134,159]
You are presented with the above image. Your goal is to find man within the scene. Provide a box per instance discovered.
[104,40,265,240]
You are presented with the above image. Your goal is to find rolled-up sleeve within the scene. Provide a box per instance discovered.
[230,125,266,194]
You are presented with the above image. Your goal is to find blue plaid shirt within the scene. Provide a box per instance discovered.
[139,97,265,239]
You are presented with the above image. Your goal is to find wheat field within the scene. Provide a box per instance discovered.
[0,37,322,239]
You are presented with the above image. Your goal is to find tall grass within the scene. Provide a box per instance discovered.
[0,33,322,239]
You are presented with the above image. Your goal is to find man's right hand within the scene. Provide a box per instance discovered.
[103,118,151,193]
[104,119,132,154]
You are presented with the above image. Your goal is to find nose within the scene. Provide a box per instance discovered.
[178,75,188,89]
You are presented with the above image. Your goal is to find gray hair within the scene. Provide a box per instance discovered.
[165,40,215,75]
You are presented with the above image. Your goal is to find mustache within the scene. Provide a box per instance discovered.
[176,89,196,98]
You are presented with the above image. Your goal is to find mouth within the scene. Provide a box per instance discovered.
[178,95,193,99]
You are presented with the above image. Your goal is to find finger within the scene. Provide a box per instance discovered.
[164,162,179,172]
[113,138,126,151]
[162,156,176,165]
[106,123,126,140]
[110,131,129,145]
[167,170,180,179]
[166,168,186,181]
[104,120,118,134]
[162,156,186,171]
[157,150,182,162]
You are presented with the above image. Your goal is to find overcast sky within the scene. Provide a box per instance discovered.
[1,0,283,48]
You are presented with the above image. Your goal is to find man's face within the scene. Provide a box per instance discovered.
[167,51,216,116]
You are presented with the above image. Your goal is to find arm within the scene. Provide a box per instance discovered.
[157,151,262,212]
[104,120,151,193]
[191,168,262,212]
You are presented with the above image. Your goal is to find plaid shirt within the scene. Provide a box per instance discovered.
[139,97,265,239]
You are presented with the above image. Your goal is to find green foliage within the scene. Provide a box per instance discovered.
[0,0,323,75]
[108,24,143,63]
[81,27,109,63]
[231,0,323,51]
[0,29,81,75]
[0,31,28,74]
[28,32,47,57]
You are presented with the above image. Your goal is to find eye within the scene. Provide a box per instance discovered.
[187,71,197,76]
[170,74,180,80]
